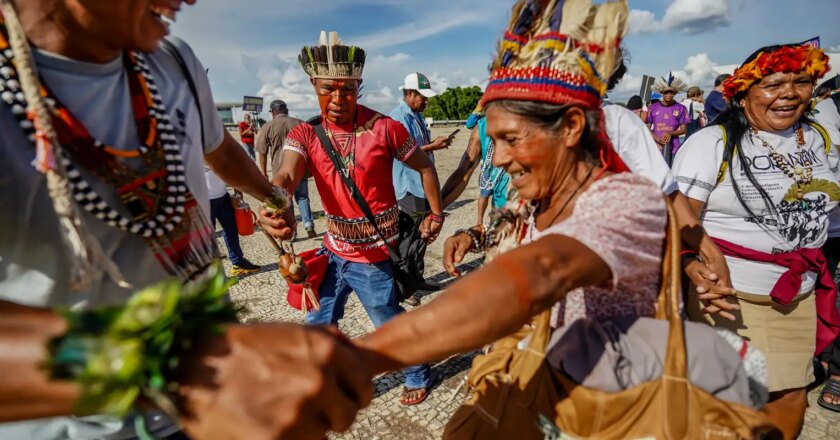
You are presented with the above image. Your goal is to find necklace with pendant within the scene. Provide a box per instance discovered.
[750,125,813,203]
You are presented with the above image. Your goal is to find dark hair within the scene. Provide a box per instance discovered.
[626,95,643,111]
[607,59,627,91]
[484,100,602,165]
[816,83,832,98]
[714,73,731,87]
[711,44,816,225]
[270,100,288,114]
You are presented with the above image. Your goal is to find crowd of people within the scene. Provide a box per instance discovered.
[2,0,840,439]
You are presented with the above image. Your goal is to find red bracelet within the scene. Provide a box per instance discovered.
[680,250,698,258]
[430,213,445,224]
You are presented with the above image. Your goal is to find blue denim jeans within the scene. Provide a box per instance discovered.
[243,142,256,160]
[306,250,432,389]
[294,179,314,229]
[209,193,244,266]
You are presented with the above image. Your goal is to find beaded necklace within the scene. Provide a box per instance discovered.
[323,113,358,180]
[478,139,504,191]
[0,19,218,281]
[749,125,813,201]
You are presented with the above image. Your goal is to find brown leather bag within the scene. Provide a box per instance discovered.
[444,200,777,440]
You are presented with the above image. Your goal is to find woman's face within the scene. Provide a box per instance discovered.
[486,104,584,201]
[741,71,814,132]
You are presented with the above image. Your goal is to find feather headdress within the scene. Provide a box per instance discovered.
[652,72,688,93]
[482,0,629,109]
[482,0,630,174]
[298,31,366,80]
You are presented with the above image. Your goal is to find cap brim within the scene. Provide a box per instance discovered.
[418,89,438,98]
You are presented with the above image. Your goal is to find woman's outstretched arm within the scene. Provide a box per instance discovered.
[356,234,611,374]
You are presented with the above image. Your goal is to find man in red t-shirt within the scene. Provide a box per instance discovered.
[238,113,256,160]
[259,32,443,406]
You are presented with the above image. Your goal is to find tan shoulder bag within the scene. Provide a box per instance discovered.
[444,199,777,440]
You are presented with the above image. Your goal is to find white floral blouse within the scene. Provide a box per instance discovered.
[525,173,667,327]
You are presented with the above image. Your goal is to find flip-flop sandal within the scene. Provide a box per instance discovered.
[400,386,429,406]
[818,378,840,412]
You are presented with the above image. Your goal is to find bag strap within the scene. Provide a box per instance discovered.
[307,116,403,264]
[804,121,834,155]
[656,197,690,439]
[715,125,731,185]
[160,39,206,150]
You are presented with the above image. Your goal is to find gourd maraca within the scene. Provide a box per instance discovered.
[263,209,309,284]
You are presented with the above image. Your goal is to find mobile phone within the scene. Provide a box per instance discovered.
[447,129,461,139]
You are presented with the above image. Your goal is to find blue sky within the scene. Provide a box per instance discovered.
[172,0,840,118]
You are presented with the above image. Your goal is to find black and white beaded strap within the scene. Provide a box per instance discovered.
[0,49,188,238]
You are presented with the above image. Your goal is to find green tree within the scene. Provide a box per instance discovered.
[425,86,482,120]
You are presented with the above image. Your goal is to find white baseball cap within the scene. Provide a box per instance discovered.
[399,72,439,98]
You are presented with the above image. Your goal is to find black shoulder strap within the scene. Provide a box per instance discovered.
[160,39,205,150]
[307,117,402,263]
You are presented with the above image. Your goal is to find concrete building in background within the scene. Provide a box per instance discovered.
[216,102,238,130]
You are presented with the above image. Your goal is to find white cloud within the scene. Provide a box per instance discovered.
[627,0,731,35]
[612,73,644,95]
[628,10,665,35]
[663,0,731,34]
[830,45,840,53]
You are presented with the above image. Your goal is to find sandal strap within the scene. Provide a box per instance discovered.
[823,379,840,396]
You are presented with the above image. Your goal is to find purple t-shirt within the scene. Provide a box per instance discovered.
[646,101,690,154]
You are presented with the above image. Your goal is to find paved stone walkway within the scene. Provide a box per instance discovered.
[220,128,839,439]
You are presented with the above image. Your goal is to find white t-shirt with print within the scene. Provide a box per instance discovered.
[602,102,679,194]
[813,99,840,237]
[814,97,840,145]
[672,124,840,295]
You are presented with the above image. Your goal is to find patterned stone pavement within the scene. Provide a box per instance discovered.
[220,128,839,439]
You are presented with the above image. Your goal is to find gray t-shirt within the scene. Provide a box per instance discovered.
[0,38,223,439]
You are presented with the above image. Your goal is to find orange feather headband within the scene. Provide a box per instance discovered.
[722,45,830,101]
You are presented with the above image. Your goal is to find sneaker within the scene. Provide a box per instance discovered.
[403,295,421,307]
[231,259,261,276]
[306,227,318,239]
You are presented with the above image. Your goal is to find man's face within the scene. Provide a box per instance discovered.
[312,78,361,125]
[404,90,429,112]
[662,89,677,104]
[65,0,196,53]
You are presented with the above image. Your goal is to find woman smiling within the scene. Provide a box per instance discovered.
[672,43,840,439]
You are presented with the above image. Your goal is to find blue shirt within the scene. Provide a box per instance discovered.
[704,90,726,123]
[476,117,510,209]
[391,100,432,200]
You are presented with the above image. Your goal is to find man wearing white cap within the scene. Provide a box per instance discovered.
[391,73,452,305]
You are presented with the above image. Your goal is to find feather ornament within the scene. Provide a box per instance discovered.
[652,72,688,93]
[297,31,366,79]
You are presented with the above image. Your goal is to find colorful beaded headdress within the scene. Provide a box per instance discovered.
[652,72,687,94]
[722,44,830,101]
[298,31,366,80]
[482,0,630,174]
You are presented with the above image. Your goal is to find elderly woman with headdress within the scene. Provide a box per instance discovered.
[672,43,840,438]
[354,0,770,437]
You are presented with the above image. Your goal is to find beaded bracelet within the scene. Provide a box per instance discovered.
[455,227,485,253]
[46,262,239,419]
[430,213,446,224]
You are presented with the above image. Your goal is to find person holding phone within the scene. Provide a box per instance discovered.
[390,72,451,305]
